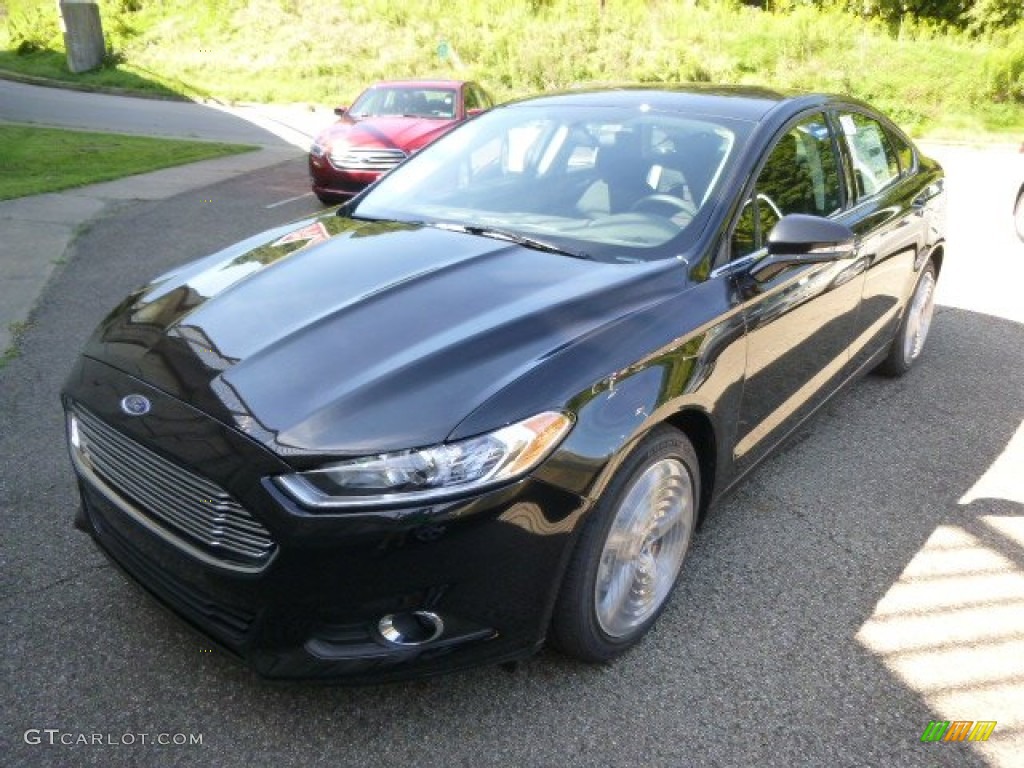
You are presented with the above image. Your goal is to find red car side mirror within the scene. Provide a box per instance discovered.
[467,108,484,118]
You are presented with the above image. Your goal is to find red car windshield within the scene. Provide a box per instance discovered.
[349,87,458,119]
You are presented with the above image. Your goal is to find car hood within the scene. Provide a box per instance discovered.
[318,116,455,152]
[83,215,679,459]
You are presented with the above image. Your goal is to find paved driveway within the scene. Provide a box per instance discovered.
[0,79,333,148]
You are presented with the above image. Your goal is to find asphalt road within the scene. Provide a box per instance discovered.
[2,100,1023,765]
[0,79,332,148]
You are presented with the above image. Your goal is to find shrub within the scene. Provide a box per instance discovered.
[7,7,61,55]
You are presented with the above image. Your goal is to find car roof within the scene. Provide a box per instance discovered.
[501,85,837,123]
[367,79,469,89]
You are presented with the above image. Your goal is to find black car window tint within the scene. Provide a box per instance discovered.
[731,196,757,257]
[758,120,840,220]
[887,126,915,177]
[839,112,901,199]
[732,113,842,259]
[796,117,842,216]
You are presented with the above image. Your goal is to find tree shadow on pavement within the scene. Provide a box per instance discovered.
[0,49,186,101]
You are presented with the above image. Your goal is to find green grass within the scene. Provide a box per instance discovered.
[0,124,256,200]
[2,0,1022,140]
[0,320,28,370]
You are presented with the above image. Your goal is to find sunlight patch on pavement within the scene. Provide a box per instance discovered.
[960,421,1024,507]
[857,519,1024,766]
[206,102,336,151]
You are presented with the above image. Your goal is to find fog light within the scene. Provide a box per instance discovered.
[377,611,444,646]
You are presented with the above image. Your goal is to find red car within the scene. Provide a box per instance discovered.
[309,79,494,203]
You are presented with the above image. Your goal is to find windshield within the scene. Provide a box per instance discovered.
[349,87,458,119]
[352,104,749,262]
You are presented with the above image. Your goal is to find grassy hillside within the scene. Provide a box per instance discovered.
[2,0,1022,139]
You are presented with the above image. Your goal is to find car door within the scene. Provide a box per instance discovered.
[727,111,866,472]
[831,109,929,370]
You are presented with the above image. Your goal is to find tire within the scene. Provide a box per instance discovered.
[550,426,699,662]
[876,260,937,378]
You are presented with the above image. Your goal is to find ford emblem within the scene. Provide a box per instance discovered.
[120,394,151,416]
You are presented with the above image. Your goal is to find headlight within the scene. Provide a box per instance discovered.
[274,411,573,510]
[311,135,344,158]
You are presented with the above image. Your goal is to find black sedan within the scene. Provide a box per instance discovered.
[62,86,945,682]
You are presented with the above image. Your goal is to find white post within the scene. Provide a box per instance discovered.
[59,0,106,74]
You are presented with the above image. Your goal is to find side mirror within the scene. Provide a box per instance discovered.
[466,108,484,118]
[750,214,855,281]
[334,106,348,117]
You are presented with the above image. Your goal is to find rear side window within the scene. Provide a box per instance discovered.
[887,127,915,177]
[839,112,900,200]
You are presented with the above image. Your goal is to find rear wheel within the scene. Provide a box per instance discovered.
[550,426,699,662]
[877,261,937,377]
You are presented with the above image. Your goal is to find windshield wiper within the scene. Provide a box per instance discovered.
[434,223,590,260]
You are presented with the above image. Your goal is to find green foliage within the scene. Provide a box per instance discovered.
[0,0,1020,139]
[967,0,1023,34]
[836,0,1021,30]
[6,4,61,55]
[102,45,127,69]
[981,25,1024,103]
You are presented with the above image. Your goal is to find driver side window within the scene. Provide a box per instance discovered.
[731,113,842,258]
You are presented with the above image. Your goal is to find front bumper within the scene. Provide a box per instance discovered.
[63,357,587,682]
[308,155,381,200]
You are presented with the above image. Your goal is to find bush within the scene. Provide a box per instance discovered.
[7,7,61,55]
[982,26,1024,102]
[968,0,1023,34]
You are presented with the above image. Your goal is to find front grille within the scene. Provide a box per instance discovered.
[84,487,257,646]
[70,406,276,570]
[329,147,407,172]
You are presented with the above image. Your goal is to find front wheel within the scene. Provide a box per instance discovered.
[550,426,699,662]
[876,261,937,377]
